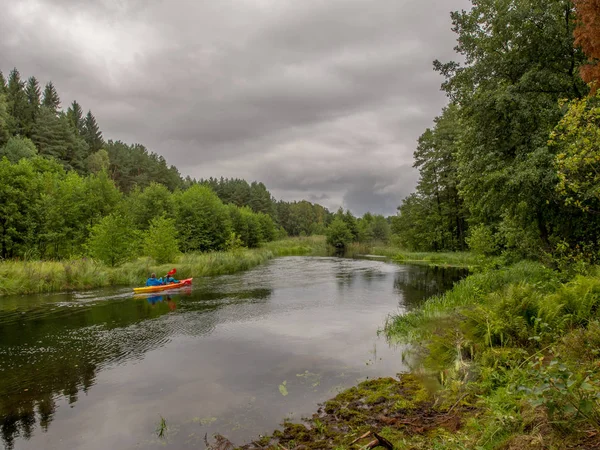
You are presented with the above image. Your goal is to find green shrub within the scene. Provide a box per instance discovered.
[466,224,498,256]
[86,213,139,267]
[142,215,180,264]
[326,217,353,249]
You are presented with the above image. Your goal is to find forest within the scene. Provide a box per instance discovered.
[391,0,600,266]
[0,73,394,266]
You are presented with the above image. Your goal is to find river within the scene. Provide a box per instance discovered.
[0,256,466,449]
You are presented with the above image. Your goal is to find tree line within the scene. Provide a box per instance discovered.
[393,0,600,263]
[0,67,398,264]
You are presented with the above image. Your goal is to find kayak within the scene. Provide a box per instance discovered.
[133,278,193,294]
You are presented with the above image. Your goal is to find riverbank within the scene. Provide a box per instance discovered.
[222,260,600,449]
[0,236,327,296]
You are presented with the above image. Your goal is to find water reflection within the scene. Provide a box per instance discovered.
[393,265,468,310]
[0,257,463,450]
[0,285,273,449]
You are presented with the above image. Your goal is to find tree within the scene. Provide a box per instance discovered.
[127,182,175,230]
[0,71,6,94]
[0,158,41,258]
[370,215,391,243]
[85,149,109,174]
[551,91,600,211]
[0,136,37,163]
[32,107,88,172]
[175,185,231,252]
[86,213,139,266]
[326,217,353,250]
[24,77,41,137]
[6,68,28,136]
[0,93,9,146]
[574,0,600,91]
[412,105,467,250]
[249,181,274,215]
[435,0,588,255]
[143,215,179,263]
[42,82,60,113]
[66,101,84,135]
[82,111,103,153]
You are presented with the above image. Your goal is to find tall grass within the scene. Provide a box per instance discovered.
[0,237,327,296]
[385,261,560,342]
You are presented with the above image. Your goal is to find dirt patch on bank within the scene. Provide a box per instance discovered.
[206,374,476,450]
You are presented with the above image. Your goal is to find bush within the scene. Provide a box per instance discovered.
[142,215,180,264]
[86,213,139,266]
[326,217,353,249]
[175,185,231,252]
[466,224,498,256]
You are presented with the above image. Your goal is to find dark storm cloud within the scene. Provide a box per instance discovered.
[1,0,471,215]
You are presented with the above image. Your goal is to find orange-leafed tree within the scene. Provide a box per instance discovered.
[574,0,600,90]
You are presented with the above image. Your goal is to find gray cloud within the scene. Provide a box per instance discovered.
[1,0,471,215]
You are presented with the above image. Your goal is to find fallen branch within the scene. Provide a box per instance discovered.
[350,431,373,445]
[350,430,394,450]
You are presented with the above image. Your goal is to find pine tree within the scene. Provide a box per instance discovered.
[66,101,84,135]
[82,110,103,152]
[24,77,41,137]
[42,82,60,113]
[0,71,7,95]
[32,107,87,172]
[0,93,9,146]
[6,68,28,136]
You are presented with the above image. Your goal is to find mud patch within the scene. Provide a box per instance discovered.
[207,374,475,450]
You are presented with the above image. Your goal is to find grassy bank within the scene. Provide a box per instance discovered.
[221,261,600,449]
[381,261,600,449]
[345,242,488,269]
[0,236,326,296]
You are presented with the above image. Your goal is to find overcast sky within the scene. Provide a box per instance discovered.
[1,0,471,216]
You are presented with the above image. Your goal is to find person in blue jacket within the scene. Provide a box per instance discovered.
[146,273,164,286]
[164,273,179,284]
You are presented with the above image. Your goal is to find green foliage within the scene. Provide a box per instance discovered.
[225,232,244,251]
[42,82,60,112]
[551,92,600,212]
[326,217,353,250]
[32,107,88,172]
[24,77,41,137]
[82,110,103,153]
[432,0,588,257]
[0,157,41,258]
[86,213,139,267]
[385,262,600,444]
[0,136,37,162]
[127,182,175,230]
[0,93,9,146]
[104,140,182,192]
[175,185,231,252]
[85,149,109,174]
[466,224,498,256]
[142,215,179,264]
[397,105,467,252]
[6,68,28,137]
[66,101,84,135]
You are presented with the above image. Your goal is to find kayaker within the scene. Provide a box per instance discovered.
[146,273,164,287]
[164,273,179,284]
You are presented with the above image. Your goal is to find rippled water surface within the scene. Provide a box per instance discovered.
[0,257,466,449]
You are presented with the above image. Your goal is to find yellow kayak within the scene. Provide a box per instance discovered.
[133,278,193,294]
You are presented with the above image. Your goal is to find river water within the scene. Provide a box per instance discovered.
[0,256,466,450]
